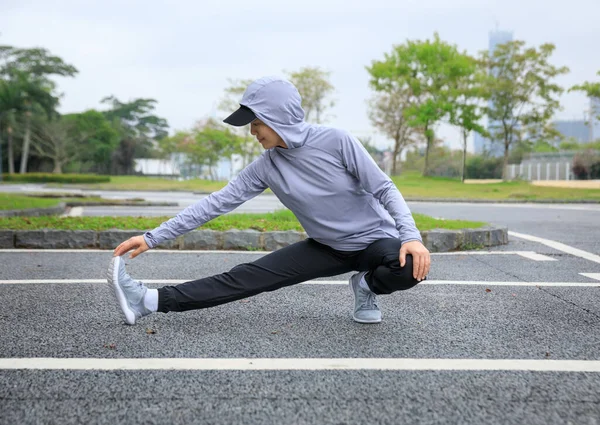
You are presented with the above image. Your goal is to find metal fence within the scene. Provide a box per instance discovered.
[506,161,573,181]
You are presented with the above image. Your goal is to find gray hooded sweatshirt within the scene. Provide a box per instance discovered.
[143,76,422,251]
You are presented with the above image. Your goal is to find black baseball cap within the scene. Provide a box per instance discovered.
[223,105,256,127]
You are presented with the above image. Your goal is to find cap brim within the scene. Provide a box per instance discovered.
[223,105,256,126]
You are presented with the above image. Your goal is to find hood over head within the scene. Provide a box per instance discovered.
[240,76,311,149]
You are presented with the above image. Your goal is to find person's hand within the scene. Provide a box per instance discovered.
[113,235,149,259]
[399,240,430,281]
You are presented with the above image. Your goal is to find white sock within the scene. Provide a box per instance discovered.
[143,289,159,312]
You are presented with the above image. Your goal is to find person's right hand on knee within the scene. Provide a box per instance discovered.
[113,235,149,259]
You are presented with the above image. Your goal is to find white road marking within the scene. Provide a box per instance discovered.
[2,357,600,372]
[60,206,83,217]
[580,273,600,281]
[514,252,557,261]
[509,231,600,265]
[68,206,84,217]
[434,250,556,261]
[0,248,559,261]
[1,279,597,287]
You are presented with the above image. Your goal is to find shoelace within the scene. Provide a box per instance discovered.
[360,288,378,310]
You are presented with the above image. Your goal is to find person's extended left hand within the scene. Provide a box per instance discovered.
[399,240,430,281]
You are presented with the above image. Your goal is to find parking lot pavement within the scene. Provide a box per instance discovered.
[1,242,600,425]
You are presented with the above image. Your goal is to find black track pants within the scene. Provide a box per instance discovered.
[157,238,422,313]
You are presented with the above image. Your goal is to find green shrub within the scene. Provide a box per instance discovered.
[466,156,503,179]
[1,173,110,184]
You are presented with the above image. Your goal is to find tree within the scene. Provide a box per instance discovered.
[63,110,120,173]
[367,33,473,176]
[367,87,422,175]
[101,96,169,175]
[217,78,262,167]
[285,67,335,124]
[0,45,78,173]
[447,54,488,182]
[0,77,23,174]
[30,116,86,173]
[482,40,569,180]
[185,119,244,180]
[570,70,600,120]
[218,78,254,114]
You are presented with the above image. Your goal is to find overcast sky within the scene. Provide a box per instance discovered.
[2,0,599,151]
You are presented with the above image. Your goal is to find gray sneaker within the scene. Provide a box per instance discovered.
[107,256,152,325]
[349,272,382,323]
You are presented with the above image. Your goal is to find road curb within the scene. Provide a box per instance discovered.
[0,203,66,217]
[0,226,508,252]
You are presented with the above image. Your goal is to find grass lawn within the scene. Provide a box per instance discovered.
[391,172,600,201]
[45,175,227,193]
[26,172,600,201]
[0,210,485,232]
[0,193,62,210]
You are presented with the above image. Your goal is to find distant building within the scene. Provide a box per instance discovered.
[473,29,514,157]
[134,158,181,178]
[552,119,591,144]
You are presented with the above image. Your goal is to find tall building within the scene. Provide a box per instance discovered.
[553,119,591,144]
[473,29,514,156]
[551,98,600,145]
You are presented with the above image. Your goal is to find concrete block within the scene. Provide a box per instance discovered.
[422,229,463,252]
[0,230,14,248]
[223,229,262,250]
[462,228,490,248]
[98,230,144,250]
[15,230,96,249]
[489,226,509,246]
[263,231,304,251]
[182,230,222,250]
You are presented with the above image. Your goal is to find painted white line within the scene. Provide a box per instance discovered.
[515,252,557,262]
[0,249,560,261]
[2,357,600,372]
[69,207,83,217]
[436,250,556,261]
[420,280,599,287]
[1,279,597,287]
[0,249,270,254]
[580,273,600,282]
[509,231,600,265]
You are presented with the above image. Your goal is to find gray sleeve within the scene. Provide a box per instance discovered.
[143,155,269,248]
[340,133,422,244]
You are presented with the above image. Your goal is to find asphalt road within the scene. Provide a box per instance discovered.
[2,184,600,424]
[2,226,600,424]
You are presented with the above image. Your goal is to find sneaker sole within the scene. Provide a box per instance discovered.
[107,256,136,325]
[349,276,382,324]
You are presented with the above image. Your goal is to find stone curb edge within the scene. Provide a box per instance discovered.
[0,202,178,217]
[0,203,66,217]
[0,226,508,252]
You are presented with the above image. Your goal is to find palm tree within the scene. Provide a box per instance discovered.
[0,78,25,174]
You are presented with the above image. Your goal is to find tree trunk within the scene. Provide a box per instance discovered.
[19,112,32,174]
[423,125,433,176]
[52,161,62,174]
[392,137,401,175]
[461,129,468,183]
[7,126,14,174]
[502,137,510,181]
[0,123,3,178]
